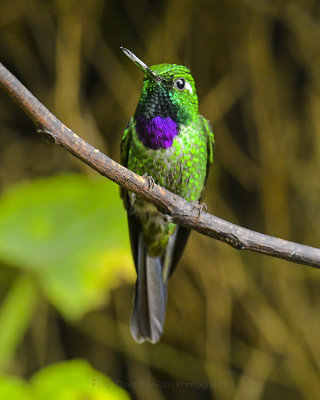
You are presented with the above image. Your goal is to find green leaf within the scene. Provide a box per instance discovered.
[0,175,134,320]
[0,360,130,400]
[31,359,130,400]
[0,275,38,371]
[0,375,31,400]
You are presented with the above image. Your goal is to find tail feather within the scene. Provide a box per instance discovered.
[130,226,189,344]
[130,234,167,343]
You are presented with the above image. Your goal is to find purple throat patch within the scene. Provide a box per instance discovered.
[136,116,178,150]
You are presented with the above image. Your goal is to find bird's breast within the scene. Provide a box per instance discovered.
[135,115,179,150]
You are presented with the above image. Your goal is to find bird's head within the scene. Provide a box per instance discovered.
[121,47,199,125]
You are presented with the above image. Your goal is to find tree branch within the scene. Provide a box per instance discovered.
[1,62,319,268]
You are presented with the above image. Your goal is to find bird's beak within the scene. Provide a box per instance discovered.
[121,47,164,83]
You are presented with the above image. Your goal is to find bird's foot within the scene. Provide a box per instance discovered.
[191,201,207,218]
[142,173,155,190]
[163,214,174,223]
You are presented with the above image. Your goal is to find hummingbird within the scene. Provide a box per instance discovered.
[120,47,214,343]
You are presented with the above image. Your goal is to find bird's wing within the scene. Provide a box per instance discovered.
[200,115,215,200]
[120,118,140,266]
[164,225,190,279]
[120,118,134,210]
[121,118,134,167]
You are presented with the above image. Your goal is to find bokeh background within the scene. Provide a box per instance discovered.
[1,0,320,399]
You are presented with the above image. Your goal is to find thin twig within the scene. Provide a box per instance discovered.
[0,62,319,268]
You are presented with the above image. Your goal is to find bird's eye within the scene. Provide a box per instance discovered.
[174,78,185,90]
[174,77,193,93]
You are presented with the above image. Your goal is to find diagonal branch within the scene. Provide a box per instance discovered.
[0,62,320,268]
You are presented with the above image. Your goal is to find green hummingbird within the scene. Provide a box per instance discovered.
[120,47,214,343]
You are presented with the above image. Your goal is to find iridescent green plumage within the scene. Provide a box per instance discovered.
[120,48,214,343]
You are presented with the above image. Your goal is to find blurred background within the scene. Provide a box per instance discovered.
[0,0,320,399]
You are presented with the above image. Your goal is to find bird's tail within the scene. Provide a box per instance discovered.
[130,234,167,344]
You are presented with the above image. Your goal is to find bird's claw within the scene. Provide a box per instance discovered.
[142,173,155,189]
[191,201,207,218]
[163,214,173,223]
